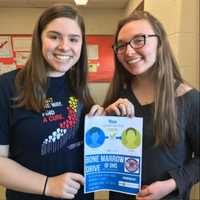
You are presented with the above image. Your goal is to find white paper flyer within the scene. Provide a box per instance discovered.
[84,116,143,195]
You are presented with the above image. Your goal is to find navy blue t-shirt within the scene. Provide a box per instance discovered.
[0,70,93,200]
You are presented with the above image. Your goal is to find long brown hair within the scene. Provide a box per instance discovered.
[104,11,184,147]
[14,4,94,113]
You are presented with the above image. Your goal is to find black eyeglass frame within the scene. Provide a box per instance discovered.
[112,34,160,55]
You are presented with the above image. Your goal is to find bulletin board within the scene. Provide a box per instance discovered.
[0,35,31,75]
[0,34,114,82]
[87,35,114,82]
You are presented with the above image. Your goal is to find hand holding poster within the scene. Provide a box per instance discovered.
[84,116,143,195]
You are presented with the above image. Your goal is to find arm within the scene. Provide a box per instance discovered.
[168,90,200,196]
[0,145,84,199]
[0,76,47,196]
[0,146,46,195]
[136,178,177,200]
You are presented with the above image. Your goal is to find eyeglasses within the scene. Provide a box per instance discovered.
[112,34,159,55]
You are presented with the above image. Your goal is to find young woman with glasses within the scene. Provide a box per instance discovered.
[104,10,199,200]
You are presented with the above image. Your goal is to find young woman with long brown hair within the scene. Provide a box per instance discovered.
[104,10,199,200]
[0,4,103,200]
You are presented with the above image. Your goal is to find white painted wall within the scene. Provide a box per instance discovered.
[125,0,143,16]
[0,7,123,35]
[144,0,199,89]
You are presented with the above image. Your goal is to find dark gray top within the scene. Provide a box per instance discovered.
[110,87,199,200]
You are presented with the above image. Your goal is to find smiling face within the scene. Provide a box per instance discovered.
[41,17,82,77]
[117,19,159,76]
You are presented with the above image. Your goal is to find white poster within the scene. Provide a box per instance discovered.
[84,116,143,195]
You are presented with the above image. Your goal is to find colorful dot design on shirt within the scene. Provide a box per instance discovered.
[59,96,78,129]
[41,96,79,156]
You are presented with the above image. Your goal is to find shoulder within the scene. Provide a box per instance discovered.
[0,69,19,97]
[0,69,19,85]
[176,83,199,99]
[176,83,193,97]
[176,83,199,108]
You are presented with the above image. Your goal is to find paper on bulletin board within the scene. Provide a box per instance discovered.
[84,116,143,195]
[88,63,99,72]
[16,52,30,67]
[87,44,99,72]
[0,36,13,58]
[12,36,32,52]
[87,44,99,60]
[0,62,16,75]
[86,35,114,82]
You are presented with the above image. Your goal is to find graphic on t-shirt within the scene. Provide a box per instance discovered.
[86,127,105,148]
[41,96,78,155]
[121,127,141,149]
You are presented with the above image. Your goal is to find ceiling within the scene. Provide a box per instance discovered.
[0,0,130,9]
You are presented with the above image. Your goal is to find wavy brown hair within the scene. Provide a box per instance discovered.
[14,4,94,113]
[104,11,184,147]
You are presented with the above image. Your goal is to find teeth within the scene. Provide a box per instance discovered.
[55,55,72,61]
[127,57,141,64]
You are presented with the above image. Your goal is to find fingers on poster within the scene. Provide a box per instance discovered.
[86,126,141,150]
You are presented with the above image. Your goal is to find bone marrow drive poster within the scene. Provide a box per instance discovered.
[84,116,143,195]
